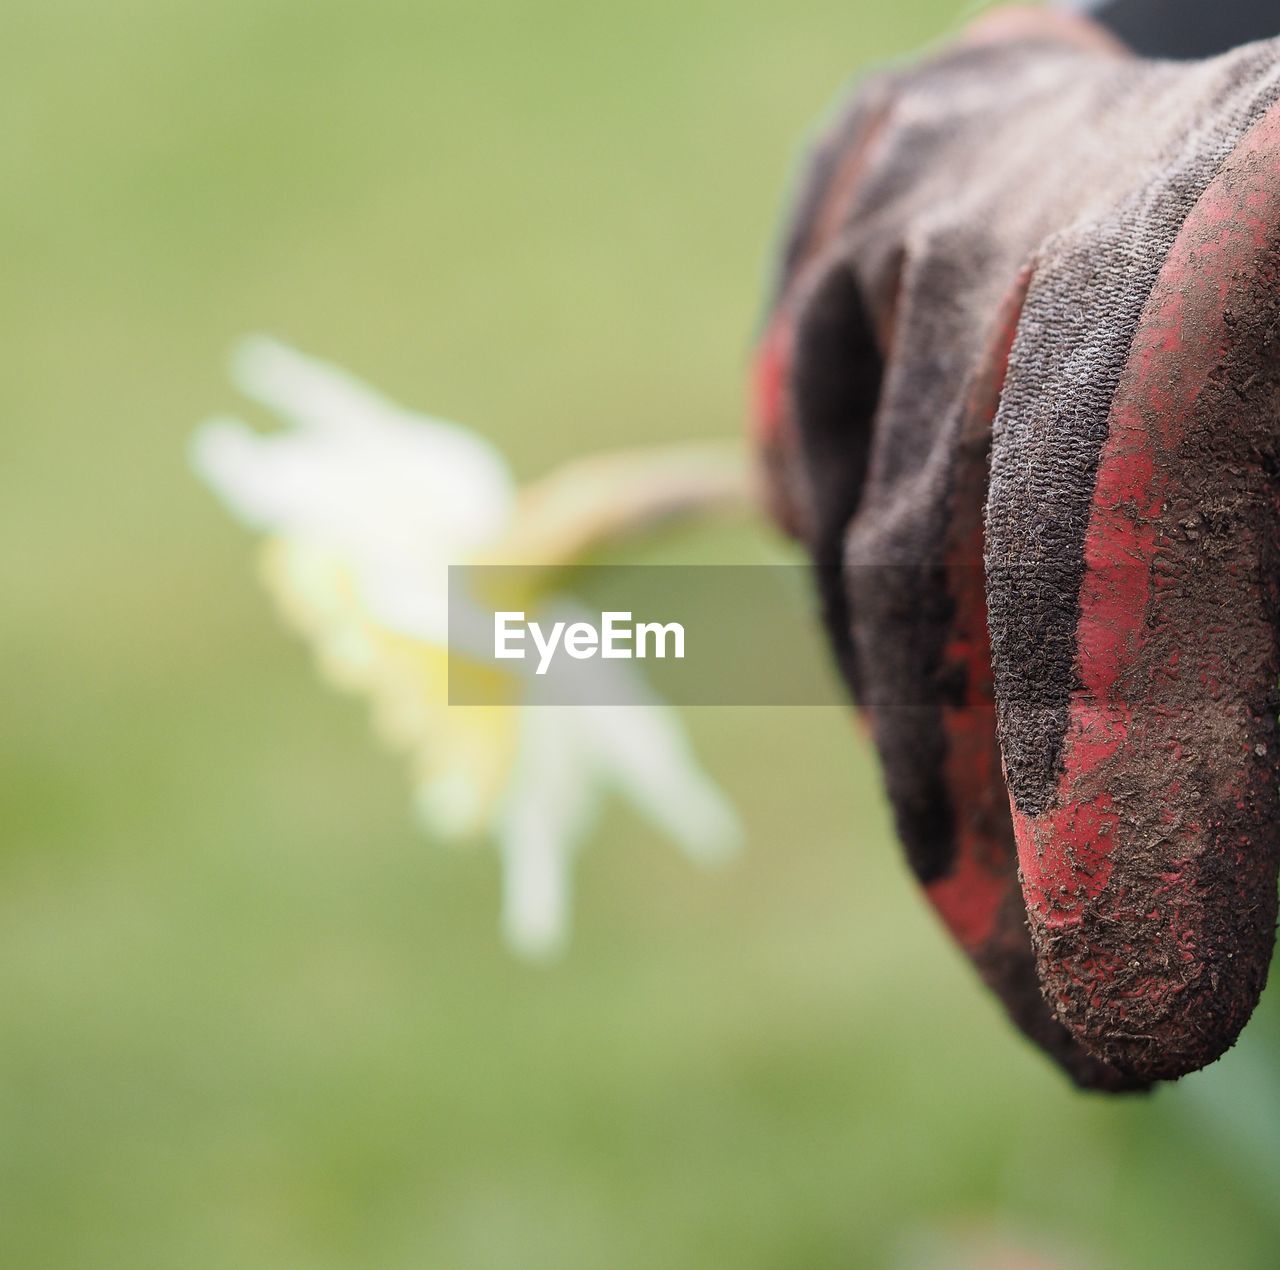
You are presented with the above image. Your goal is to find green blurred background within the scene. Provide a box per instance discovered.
[5,1,1280,1266]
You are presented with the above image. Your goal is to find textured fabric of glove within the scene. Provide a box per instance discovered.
[754,6,1280,1085]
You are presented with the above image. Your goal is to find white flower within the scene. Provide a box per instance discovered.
[191,337,744,958]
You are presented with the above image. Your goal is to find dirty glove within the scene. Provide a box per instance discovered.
[753,6,1280,1085]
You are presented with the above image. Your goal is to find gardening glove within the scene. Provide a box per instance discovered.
[753,5,1280,1086]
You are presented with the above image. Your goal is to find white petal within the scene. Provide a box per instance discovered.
[498,821,573,961]
[495,708,598,959]
[191,415,367,535]
[233,335,405,436]
[190,415,283,531]
[579,701,743,866]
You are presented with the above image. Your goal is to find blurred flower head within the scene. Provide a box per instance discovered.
[191,338,744,958]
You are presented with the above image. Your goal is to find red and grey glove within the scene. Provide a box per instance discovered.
[753,6,1280,1087]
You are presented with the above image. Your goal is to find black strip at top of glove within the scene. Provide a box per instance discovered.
[1071,0,1280,61]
